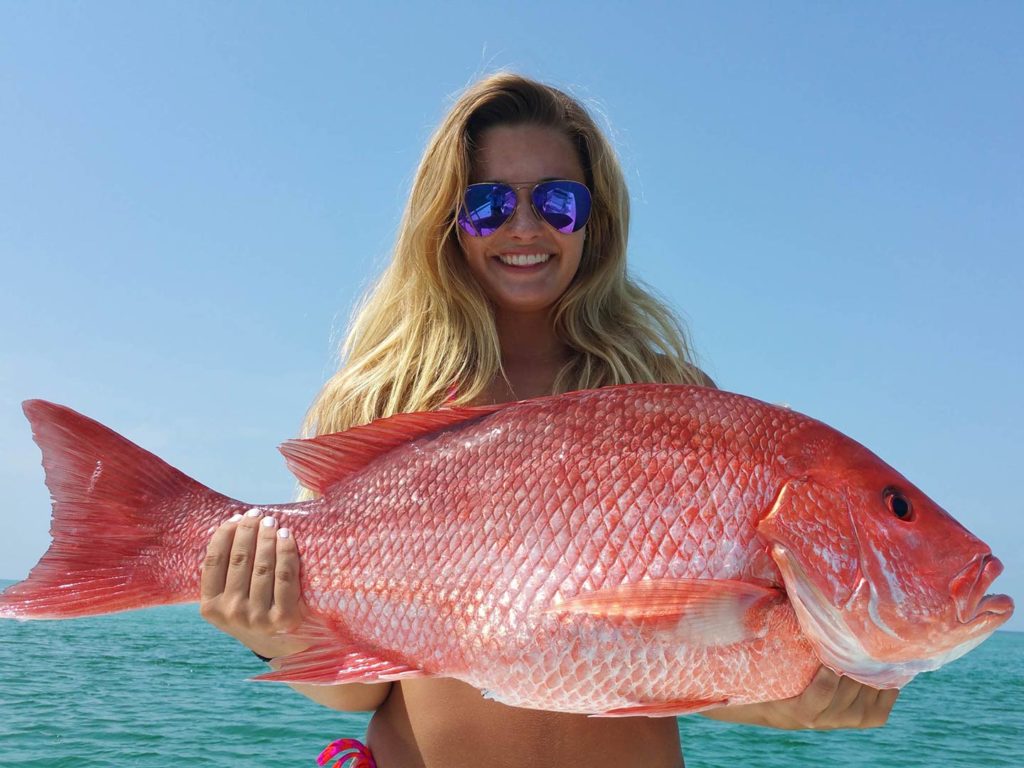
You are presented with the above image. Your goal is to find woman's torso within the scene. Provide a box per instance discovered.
[366,678,684,768]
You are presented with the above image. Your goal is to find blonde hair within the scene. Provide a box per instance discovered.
[303,72,710,441]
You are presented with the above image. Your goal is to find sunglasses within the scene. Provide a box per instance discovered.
[457,180,592,237]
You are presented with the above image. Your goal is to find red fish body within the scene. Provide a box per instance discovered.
[0,385,1012,716]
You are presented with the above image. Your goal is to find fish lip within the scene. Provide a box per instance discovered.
[950,554,1011,624]
[972,593,1015,621]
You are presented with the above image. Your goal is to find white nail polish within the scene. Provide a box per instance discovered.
[229,514,243,522]
[261,516,276,528]
[277,528,290,539]
[245,508,262,518]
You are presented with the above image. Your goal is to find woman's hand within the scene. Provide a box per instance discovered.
[200,508,309,660]
[702,667,899,730]
[200,508,392,712]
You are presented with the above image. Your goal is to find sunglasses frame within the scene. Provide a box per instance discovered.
[457,179,592,237]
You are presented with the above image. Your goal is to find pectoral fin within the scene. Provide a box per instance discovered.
[546,578,783,646]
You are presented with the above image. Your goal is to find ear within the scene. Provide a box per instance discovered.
[757,477,862,606]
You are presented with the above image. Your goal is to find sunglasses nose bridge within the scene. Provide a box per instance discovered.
[505,186,546,234]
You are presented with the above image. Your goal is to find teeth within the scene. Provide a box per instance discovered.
[497,253,551,266]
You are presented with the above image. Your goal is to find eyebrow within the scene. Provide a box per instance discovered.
[474,176,566,185]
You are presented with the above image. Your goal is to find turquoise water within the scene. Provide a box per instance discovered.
[0,580,1021,767]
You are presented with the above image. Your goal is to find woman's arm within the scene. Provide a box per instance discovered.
[199,509,391,712]
[701,667,898,729]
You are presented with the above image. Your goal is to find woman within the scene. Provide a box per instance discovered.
[199,73,897,767]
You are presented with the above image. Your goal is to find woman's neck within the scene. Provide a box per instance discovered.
[490,310,571,402]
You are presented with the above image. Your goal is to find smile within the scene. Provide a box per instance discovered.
[496,253,552,267]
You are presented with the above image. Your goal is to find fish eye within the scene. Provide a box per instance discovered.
[883,487,914,521]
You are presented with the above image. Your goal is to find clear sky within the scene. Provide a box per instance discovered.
[1,3,1020,631]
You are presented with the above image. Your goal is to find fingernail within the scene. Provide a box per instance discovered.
[261,516,276,528]
[277,528,290,539]
[229,513,243,522]
[245,508,262,518]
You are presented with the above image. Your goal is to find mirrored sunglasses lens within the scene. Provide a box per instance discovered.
[458,184,516,236]
[533,181,591,233]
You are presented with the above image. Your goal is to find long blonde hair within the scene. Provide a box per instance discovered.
[303,73,709,440]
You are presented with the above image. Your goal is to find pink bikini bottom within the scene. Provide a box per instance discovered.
[317,738,376,768]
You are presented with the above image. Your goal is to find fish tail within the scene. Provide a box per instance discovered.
[0,400,240,620]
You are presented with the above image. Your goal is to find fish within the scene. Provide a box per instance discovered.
[0,385,1013,716]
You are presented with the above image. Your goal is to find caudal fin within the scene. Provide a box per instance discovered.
[0,400,240,619]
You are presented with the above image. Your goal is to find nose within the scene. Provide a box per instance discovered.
[504,190,545,238]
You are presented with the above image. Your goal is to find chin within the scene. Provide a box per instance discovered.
[488,292,564,316]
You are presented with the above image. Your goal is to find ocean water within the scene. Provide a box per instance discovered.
[0,581,1020,767]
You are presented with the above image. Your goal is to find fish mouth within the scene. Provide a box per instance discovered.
[950,554,1014,624]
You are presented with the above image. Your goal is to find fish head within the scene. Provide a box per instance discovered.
[758,425,1013,688]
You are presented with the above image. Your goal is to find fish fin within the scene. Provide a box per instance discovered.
[283,614,338,645]
[546,578,783,645]
[252,613,428,685]
[594,698,728,717]
[0,401,234,620]
[253,644,427,686]
[279,403,507,495]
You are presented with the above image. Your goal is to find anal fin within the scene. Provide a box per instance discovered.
[253,644,427,686]
[252,614,427,686]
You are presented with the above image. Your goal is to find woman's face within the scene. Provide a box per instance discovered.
[459,123,588,318]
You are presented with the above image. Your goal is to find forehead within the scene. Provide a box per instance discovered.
[471,124,585,184]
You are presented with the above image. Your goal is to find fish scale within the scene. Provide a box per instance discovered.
[267,386,814,712]
[0,385,1012,716]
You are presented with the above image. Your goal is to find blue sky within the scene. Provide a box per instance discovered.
[1,3,1020,632]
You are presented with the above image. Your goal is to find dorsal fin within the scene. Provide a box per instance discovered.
[279,403,508,494]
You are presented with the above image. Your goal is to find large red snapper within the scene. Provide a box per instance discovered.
[0,385,1012,715]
